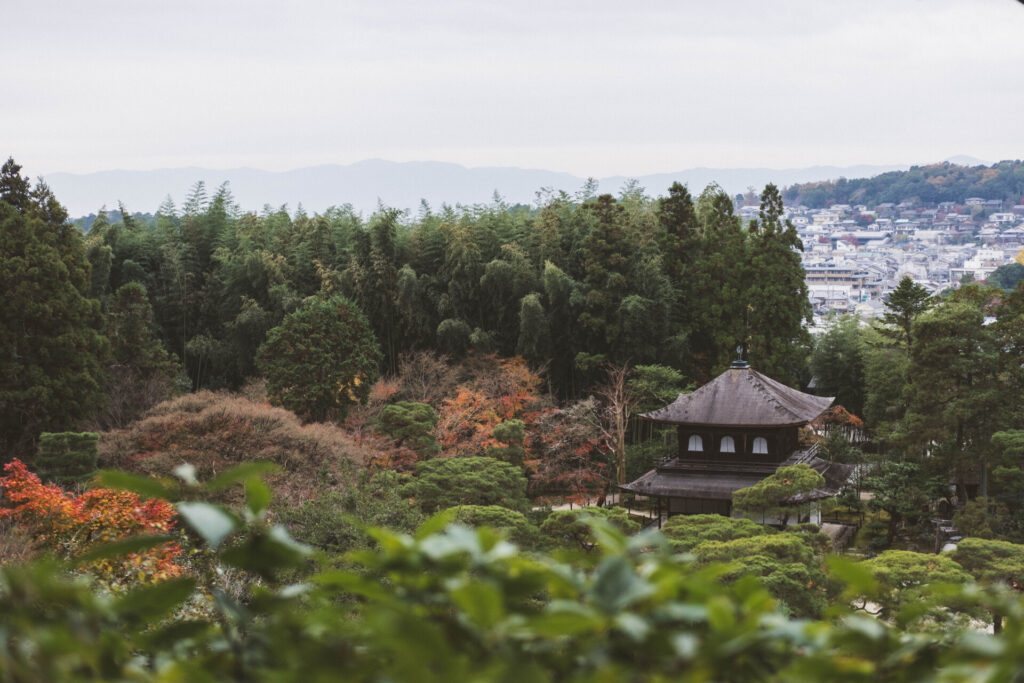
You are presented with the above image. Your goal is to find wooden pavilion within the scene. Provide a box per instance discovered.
[620,358,855,525]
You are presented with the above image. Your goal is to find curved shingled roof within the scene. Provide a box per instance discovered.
[641,366,834,427]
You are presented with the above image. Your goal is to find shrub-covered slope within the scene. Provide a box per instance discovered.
[98,391,372,503]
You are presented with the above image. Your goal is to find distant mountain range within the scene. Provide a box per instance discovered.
[41,158,991,218]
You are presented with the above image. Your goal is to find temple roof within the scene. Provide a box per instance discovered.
[620,468,762,500]
[641,366,834,427]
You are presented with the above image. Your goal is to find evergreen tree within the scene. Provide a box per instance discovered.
[904,286,1004,496]
[542,261,581,395]
[881,276,933,354]
[745,184,811,384]
[0,158,109,461]
[686,184,748,381]
[656,182,698,286]
[516,292,549,365]
[257,295,381,422]
[810,315,866,416]
[480,244,538,356]
[99,282,180,429]
[577,194,635,358]
[440,222,483,328]
[395,265,435,350]
[365,210,401,373]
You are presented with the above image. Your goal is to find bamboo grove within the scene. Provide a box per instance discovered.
[80,177,811,397]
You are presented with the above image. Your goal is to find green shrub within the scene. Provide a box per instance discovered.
[378,401,440,458]
[540,507,640,551]
[281,470,421,554]
[35,432,98,483]
[400,456,529,513]
[661,514,771,553]
[3,466,1024,680]
[486,420,526,465]
[447,504,541,548]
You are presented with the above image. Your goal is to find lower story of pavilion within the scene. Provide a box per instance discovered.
[619,448,856,527]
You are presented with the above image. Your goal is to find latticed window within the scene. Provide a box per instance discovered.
[688,435,703,452]
[753,437,768,454]
[720,436,735,453]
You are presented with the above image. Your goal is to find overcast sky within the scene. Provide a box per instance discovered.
[3,0,1023,178]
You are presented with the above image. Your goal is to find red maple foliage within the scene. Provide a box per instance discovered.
[0,459,182,583]
[802,405,867,446]
[529,399,610,506]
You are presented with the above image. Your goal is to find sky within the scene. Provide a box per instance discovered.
[3,0,1023,178]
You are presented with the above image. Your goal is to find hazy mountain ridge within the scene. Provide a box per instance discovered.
[45,160,914,218]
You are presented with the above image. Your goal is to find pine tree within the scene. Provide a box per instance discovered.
[904,286,1004,495]
[881,276,933,354]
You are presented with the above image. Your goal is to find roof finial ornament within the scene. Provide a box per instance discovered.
[731,344,749,369]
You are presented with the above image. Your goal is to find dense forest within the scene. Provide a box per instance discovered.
[6,154,1024,680]
[783,159,1024,208]
[2,156,819,461]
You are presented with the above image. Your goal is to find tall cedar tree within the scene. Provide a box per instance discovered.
[745,184,812,385]
[810,315,866,417]
[904,285,1005,495]
[577,194,635,357]
[655,183,699,368]
[685,185,749,382]
[0,159,108,461]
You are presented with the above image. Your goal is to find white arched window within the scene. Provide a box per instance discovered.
[752,437,768,455]
[720,436,735,453]
[687,435,703,452]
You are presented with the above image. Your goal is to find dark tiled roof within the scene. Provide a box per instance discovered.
[641,367,833,427]
[620,468,763,500]
[780,449,858,503]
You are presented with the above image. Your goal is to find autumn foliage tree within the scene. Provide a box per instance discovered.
[434,355,544,457]
[0,459,182,586]
[531,398,609,504]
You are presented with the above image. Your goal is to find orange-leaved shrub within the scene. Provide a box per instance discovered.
[0,459,181,584]
[435,355,547,457]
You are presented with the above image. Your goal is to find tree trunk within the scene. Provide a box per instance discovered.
[615,417,627,485]
[886,513,899,545]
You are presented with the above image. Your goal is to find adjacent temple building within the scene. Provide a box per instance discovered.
[621,358,855,525]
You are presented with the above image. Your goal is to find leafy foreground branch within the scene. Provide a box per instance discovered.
[3,469,1024,681]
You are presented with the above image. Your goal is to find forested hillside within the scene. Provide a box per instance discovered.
[783,159,1024,207]
[72,174,811,404]
[8,154,1024,681]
